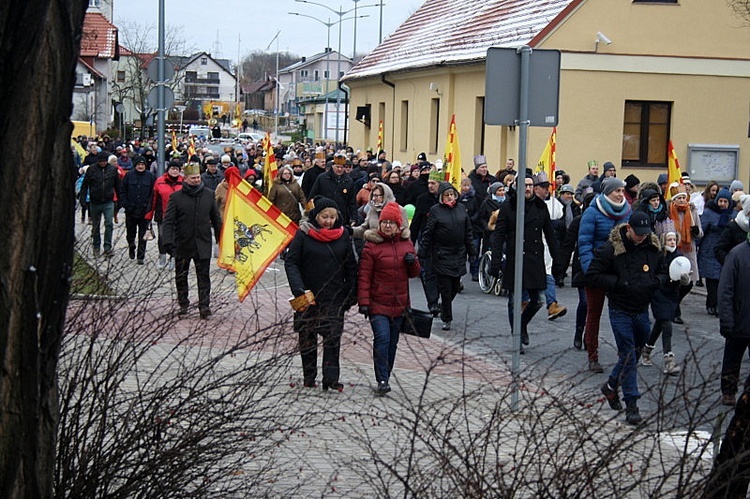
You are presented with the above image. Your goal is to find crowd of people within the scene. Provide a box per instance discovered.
[73,134,750,429]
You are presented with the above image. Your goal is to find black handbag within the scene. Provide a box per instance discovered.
[400,308,432,338]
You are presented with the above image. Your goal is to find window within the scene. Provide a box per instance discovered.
[621,101,671,167]
[88,0,101,7]
[313,70,319,81]
[116,70,125,82]
[300,69,308,78]
[323,70,329,79]
[201,57,208,65]
[207,71,219,81]
[400,100,409,152]
[429,98,440,154]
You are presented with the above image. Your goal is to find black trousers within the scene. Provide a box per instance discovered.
[174,257,211,311]
[420,256,440,311]
[125,215,149,260]
[294,305,344,384]
[721,337,750,397]
[436,274,461,323]
[705,278,720,309]
[706,386,750,498]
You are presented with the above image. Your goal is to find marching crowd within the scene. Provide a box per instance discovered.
[73,134,750,427]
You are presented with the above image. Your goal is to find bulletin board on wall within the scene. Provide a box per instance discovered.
[687,144,739,185]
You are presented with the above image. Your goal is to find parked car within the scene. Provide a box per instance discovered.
[238,132,265,143]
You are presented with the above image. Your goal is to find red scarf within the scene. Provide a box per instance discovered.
[308,226,344,243]
[669,202,693,251]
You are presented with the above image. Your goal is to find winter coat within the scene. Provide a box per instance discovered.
[635,194,669,231]
[715,213,749,265]
[284,221,357,308]
[79,163,121,205]
[468,170,497,204]
[357,230,421,318]
[578,194,632,274]
[490,190,558,291]
[650,248,683,321]
[574,173,598,204]
[459,187,482,236]
[161,183,222,260]
[119,168,156,219]
[309,170,361,225]
[386,180,407,206]
[353,183,410,240]
[586,225,667,315]
[669,202,702,282]
[403,176,429,207]
[201,170,225,191]
[476,196,503,236]
[409,191,438,243]
[152,172,183,223]
[418,183,476,277]
[559,214,584,288]
[300,164,326,198]
[718,240,750,339]
[699,202,736,280]
[268,172,306,224]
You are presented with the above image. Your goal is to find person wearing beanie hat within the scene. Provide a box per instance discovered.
[554,170,571,191]
[624,174,641,205]
[120,152,156,264]
[285,195,357,391]
[715,193,750,266]
[635,187,669,231]
[79,147,122,257]
[409,173,442,315]
[160,158,222,320]
[308,154,361,226]
[468,154,496,209]
[730,180,745,194]
[476,182,506,256]
[657,173,669,194]
[577,174,632,372]
[590,162,617,194]
[357,201,421,394]
[417,182,476,331]
[698,187,734,317]
[667,179,702,324]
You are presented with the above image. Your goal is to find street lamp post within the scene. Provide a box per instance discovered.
[294,0,380,145]
[266,30,281,139]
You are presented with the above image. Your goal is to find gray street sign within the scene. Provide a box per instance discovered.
[147,85,174,110]
[484,47,560,127]
[147,58,175,82]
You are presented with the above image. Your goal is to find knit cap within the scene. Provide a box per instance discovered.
[716,188,732,203]
[379,202,402,226]
[730,180,745,192]
[601,177,626,196]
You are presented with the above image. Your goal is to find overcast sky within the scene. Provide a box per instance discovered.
[113,0,423,63]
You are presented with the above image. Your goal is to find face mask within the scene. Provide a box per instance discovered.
[666,245,676,253]
[493,194,505,203]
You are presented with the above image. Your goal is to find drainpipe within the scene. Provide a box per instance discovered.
[339,81,349,145]
[381,74,395,154]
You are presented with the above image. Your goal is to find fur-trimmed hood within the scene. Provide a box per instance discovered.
[609,223,661,257]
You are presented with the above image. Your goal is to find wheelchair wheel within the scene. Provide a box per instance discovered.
[478,250,495,294]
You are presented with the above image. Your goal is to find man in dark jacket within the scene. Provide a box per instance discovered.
[707,234,750,497]
[201,157,224,191]
[467,155,496,205]
[120,156,155,264]
[410,171,441,315]
[587,211,667,425]
[301,147,327,198]
[161,162,222,319]
[491,173,559,351]
[715,194,749,264]
[308,153,361,226]
[79,151,121,257]
[403,162,432,207]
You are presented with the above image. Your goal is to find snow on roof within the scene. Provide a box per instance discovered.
[80,12,119,59]
[343,0,577,81]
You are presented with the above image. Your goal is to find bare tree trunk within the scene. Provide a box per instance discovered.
[0,1,87,496]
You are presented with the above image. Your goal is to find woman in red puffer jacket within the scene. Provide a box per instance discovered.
[357,202,421,395]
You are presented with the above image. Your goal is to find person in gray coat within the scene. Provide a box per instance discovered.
[162,162,223,319]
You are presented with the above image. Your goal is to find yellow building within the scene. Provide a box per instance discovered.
[343,0,750,188]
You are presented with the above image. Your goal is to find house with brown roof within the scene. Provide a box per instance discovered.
[74,11,119,133]
[343,0,750,188]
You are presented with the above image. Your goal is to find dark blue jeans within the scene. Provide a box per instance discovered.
[369,315,403,383]
[576,286,587,334]
[607,307,651,402]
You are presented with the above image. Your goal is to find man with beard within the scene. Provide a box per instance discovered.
[162,162,222,319]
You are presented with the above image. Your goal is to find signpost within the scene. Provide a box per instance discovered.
[484,46,560,411]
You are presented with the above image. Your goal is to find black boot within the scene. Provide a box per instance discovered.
[573,328,583,350]
[625,399,642,425]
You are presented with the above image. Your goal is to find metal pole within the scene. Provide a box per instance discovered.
[379,1,383,43]
[335,8,343,145]
[511,45,532,412]
[275,35,280,138]
[352,0,358,58]
[157,0,165,175]
[324,22,331,143]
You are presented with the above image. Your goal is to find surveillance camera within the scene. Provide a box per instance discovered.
[596,32,612,45]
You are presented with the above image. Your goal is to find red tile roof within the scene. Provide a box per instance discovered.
[343,0,579,81]
[80,12,119,59]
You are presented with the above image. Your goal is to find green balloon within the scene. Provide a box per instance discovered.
[404,204,416,219]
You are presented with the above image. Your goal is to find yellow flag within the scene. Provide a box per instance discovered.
[535,127,557,192]
[667,141,682,187]
[443,114,462,190]
[376,121,384,151]
[262,132,278,196]
[218,169,297,302]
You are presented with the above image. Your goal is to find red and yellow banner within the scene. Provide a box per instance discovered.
[171,130,178,153]
[262,133,278,196]
[188,137,196,158]
[667,141,683,187]
[218,168,296,302]
[376,120,384,151]
[535,127,557,192]
[443,114,462,190]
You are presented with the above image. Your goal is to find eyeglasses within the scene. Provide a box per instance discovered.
[380,220,398,226]
[372,194,384,199]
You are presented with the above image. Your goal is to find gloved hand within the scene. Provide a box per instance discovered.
[679,272,691,286]
[358,305,369,318]
[404,252,416,265]
[691,225,700,237]
[720,325,732,338]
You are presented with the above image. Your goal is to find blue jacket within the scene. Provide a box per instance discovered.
[578,194,632,274]
[699,203,735,280]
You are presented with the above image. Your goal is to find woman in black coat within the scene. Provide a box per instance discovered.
[284,196,358,391]
[417,182,476,331]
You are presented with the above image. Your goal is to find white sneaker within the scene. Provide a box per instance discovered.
[156,254,167,269]
[167,257,175,271]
